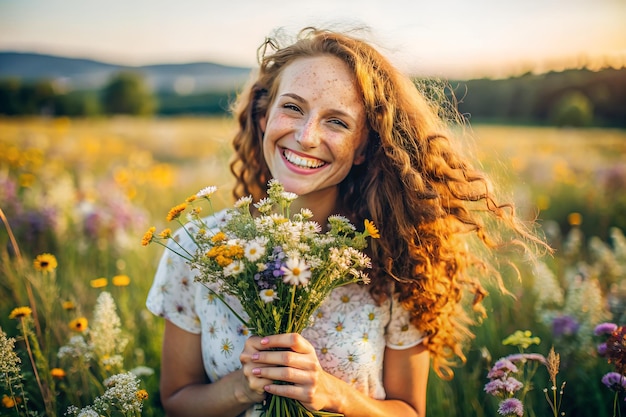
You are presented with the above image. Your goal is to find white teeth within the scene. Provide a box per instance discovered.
[283,149,325,169]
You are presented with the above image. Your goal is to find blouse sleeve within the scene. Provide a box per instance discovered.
[385,293,425,350]
[146,226,202,334]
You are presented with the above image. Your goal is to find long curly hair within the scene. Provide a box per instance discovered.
[229,27,546,379]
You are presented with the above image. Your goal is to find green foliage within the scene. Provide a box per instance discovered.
[453,68,626,127]
[101,72,156,116]
[549,91,594,127]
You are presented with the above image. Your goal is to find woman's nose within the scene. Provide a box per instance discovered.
[295,118,321,149]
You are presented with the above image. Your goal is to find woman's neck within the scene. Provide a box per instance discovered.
[290,187,342,228]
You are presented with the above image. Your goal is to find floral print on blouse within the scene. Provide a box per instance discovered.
[146,210,424,416]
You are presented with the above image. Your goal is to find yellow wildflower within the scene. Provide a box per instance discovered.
[90,278,108,288]
[136,389,149,401]
[568,212,583,226]
[211,232,227,243]
[185,194,197,202]
[69,317,88,332]
[158,228,172,239]
[502,330,541,349]
[2,395,15,408]
[112,274,131,287]
[33,253,58,272]
[51,368,66,379]
[166,202,188,221]
[364,219,380,239]
[141,226,156,246]
[9,306,32,319]
[61,300,76,311]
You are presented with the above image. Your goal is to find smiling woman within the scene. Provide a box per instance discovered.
[146,27,548,417]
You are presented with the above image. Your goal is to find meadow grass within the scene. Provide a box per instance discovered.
[1,117,625,416]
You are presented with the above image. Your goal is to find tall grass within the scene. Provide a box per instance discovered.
[1,117,625,416]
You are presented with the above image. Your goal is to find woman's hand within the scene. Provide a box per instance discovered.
[240,333,337,412]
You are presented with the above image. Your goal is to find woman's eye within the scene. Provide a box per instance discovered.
[329,119,348,128]
[283,103,302,113]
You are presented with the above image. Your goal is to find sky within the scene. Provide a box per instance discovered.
[1,0,625,78]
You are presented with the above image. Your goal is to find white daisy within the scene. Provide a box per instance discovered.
[234,195,253,208]
[196,186,217,198]
[244,240,265,262]
[281,257,311,286]
[259,288,278,303]
[281,191,298,202]
[223,260,245,276]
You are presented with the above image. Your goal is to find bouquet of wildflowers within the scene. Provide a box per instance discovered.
[143,179,379,417]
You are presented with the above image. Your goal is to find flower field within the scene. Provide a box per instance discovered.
[1,117,625,416]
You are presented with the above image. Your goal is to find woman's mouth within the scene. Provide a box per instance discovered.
[282,149,326,169]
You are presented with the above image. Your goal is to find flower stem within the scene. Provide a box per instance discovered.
[20,318,54,416]
[202,284,249,327]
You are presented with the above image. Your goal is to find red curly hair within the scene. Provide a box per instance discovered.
[229,27,546,379]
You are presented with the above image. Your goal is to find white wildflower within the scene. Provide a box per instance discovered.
[282,257,311,286]
[76,407,99,417]
[0,327,23,385]
[259,289,279,303]
[281,191,298,202]
[130,366,155,377]
[234,195,253,208]
[89,292,128,361]
[97,372,144,413]
[254,197,273,214]
[299,208,314,220]
[196,186,217,198]
[245,240,266,262]
[58,335,94,362]
[223,260,245,277]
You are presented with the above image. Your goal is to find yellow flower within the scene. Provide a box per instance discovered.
[185,194,197,202]
[69,317,88,332]
[90,278,108,288]
[33,253,58,272]
[61,300,76,311]
[568,212,583,226]
[166,202,188,221]
[141,226,156,246]
[502,330,541,349]
[2,395,15,408]
[51,368,66,379]
[364,219,380,239]
[211,232,227,243]
[158,228,172,239]
[136,389,149,401]
[9,306,32,319]
[112,274,131,287]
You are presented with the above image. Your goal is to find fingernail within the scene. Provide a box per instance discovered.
[252,353,259,360]
[261,337,269,345]
[252,368,261,375]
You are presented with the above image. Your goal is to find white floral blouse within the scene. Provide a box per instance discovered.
[146,210,424,416]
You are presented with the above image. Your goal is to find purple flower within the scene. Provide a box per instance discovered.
[598,342,608,356]
[595,322,618,336]
[552,315,580,337]
[484,377,524,396]
[487,359,518,379]
[602,372,626,392]
[505,353,547,366]
[498,398,524,416]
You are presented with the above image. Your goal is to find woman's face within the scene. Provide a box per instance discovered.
[260,54,368,200]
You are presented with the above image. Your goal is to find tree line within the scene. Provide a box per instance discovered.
[0,68,624,127]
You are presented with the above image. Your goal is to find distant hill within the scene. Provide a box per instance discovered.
[0,51,252,93]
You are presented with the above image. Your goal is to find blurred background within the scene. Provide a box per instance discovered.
[1,1,626,416]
